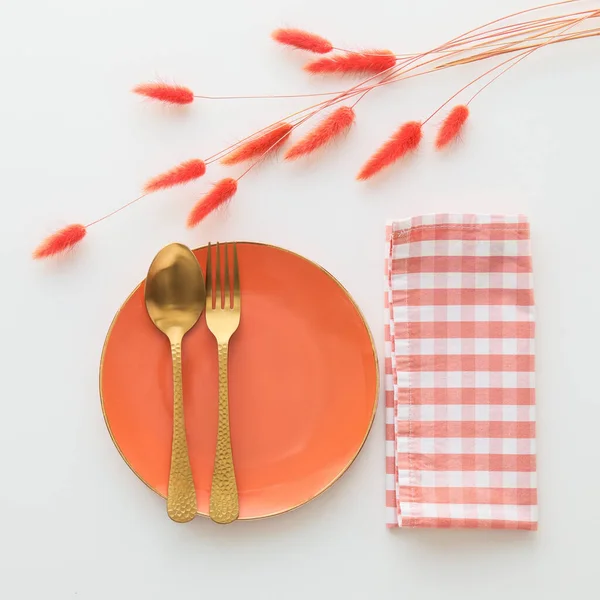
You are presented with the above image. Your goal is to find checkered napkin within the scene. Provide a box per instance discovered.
[384,214,537,530]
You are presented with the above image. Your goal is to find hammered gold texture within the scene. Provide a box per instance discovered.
[144,243,204,523]
[209,342,239,524]
[206,242,241,524]
[167,341,197,523]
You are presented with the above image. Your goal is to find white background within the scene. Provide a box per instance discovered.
[1,0,599,598]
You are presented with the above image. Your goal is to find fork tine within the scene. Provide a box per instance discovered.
[206,242,213,309]
[216,242,222,309]
[224,243,231,309]
[233,243,240,310]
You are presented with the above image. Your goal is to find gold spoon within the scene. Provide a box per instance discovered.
[145,243,206,523]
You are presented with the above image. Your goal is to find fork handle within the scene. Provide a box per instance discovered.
[209,341,239,524]
[167,340,197,523]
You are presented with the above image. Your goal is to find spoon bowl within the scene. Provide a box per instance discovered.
[145,243,205,340]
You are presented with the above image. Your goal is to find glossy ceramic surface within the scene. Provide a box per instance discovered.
[100,243,378,519]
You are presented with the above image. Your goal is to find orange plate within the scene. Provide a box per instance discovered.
[100,243,378,519]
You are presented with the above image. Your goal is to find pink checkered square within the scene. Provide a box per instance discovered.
[385,214,537,529]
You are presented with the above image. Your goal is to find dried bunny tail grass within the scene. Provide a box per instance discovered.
[305,50,397,75]
[143,159,206,193]
[435,105,470,149]
[272,28,333,53]
[357,121,422,180]
[187,178,238,227]
[285,106,355,161]
[33,224,87,259]
[221,123,293,165]
[133,83,194,105]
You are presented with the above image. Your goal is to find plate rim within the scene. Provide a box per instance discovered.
[99,241,379,520]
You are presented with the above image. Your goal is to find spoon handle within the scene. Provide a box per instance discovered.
[209,341,239,524]
[167,340,197,523]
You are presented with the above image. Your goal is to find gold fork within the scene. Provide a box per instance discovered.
[206,242,241,524]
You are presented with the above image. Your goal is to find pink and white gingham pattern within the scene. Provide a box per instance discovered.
[384,214,537,530]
